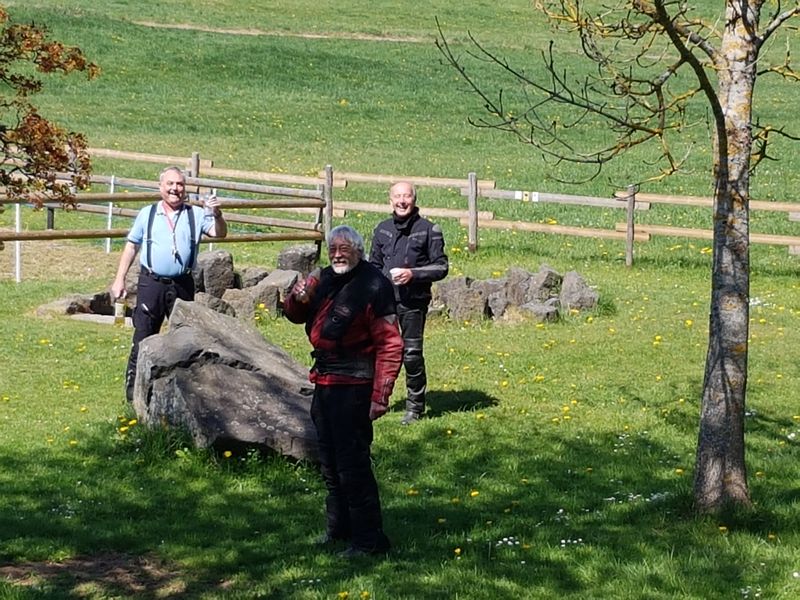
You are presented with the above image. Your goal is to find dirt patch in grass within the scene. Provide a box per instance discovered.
[0,237,119,283]
[134,20,426,43]
[0,553,196,598]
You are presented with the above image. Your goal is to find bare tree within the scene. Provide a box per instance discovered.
[0,6,98,205]
[437,0,800,513]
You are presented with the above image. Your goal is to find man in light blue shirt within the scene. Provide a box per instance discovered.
[110,166,227,401]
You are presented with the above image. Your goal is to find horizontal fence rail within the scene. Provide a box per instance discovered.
[4,147,800,280]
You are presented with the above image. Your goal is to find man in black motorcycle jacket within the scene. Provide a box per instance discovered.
[369,181,449,425]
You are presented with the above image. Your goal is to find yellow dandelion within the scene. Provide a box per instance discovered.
[69,440,78,446]
[500,380,509,388]
[470,490,480,497]
[338,592,349,600]
[586,316,594,323]
[454,547,462,556]
[360,592,370,600]
[119,426,129,433]
[223,450,233,458]
[755,471,765,477]
[257,303,265,309]
[407,488,419,496]
[476,413,486,420]
[675,468,684,475]
[437,518,447,524]
[338,98,349,107]
[684,319,693,327]
[451,497,460,504]
[80,406,88,413]
[718,526,728,533]
[128,419,137,426]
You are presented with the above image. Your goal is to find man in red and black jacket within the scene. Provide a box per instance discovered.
[284,225,403,557]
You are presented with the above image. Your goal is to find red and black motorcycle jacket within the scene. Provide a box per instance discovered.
[283,260,403,407]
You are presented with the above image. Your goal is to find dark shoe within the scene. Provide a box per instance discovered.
[400,411,421,425]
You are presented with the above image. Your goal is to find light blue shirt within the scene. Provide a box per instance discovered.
[127,202,214,277]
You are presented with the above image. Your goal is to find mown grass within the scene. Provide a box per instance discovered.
[3,1,800,599]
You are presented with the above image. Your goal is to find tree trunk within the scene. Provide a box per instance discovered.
[693,1,757,512]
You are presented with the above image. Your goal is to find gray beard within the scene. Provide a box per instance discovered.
[332,263,354,275]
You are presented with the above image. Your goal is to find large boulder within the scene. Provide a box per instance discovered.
[196,250,236,298]
[133,299,318,462]
[434,276,489,322]
[277,244,319,275]
[559,271,599,311]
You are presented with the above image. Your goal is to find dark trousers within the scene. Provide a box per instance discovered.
[310,383,389,551]
[125,270,194,400]
[398,305,427,414]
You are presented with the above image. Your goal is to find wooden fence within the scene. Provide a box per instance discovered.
[3,148,800,279]
[457,184,800,266]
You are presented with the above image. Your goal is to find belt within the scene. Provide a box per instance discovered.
[142,267,192,284]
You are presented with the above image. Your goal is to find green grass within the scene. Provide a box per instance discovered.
[3,1,800,598]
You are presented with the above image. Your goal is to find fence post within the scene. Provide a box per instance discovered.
[625,184,637,267]
[46,207,55,230]
[323,164,334,243]
[468,171,478,252]
[189,152,200,178]
[15,203,22,282]
[105,175,116,253]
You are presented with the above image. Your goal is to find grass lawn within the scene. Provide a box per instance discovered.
[2,1,800,598]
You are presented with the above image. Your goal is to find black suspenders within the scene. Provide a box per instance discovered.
[145,203,197,274]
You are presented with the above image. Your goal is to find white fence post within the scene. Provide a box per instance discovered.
[105,175,116,253]
[14,203,21,282]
